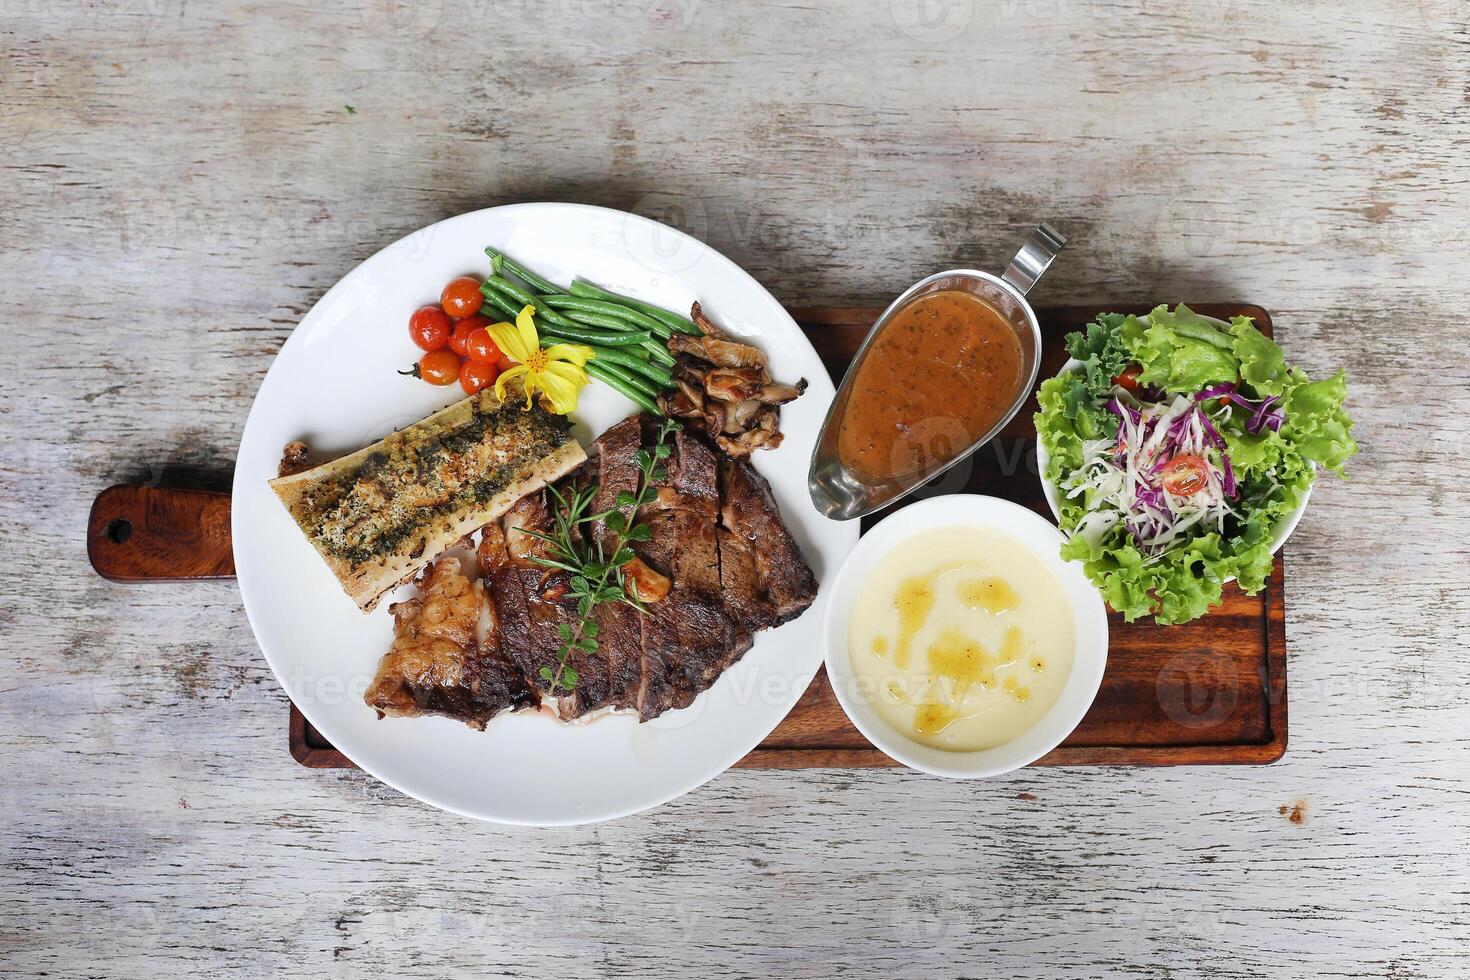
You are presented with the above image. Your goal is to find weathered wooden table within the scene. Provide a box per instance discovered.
[5,2,1468,976]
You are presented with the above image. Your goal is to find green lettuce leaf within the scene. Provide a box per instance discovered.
[1229,316,1288,396]
[1036,375,1083,487]
[1280,368,1357,472]
[1064,313,1134,395]
[1037,372,1116,466]
[1125,304,1239,393]
[1059,528,1231,625]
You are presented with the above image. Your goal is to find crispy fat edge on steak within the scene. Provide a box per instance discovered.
[363,555,538,728]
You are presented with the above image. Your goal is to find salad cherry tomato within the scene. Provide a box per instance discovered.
[404,349,462,386]
[409,306,451,351]
[441,276,483,318]
[1113,364,1142,392]
[448,315,488,357]
[459,357,500,394]
[466,327,503,364]
[1160,453,1209,496]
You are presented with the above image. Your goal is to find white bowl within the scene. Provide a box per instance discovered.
[821,495,1109,778]
[1034,357,1312,562]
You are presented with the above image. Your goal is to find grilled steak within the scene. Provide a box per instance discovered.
[717,455,819,628]
[365,414,818,728]
[364,555,538,728]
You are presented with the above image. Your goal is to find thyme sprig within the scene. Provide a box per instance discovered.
[524,418,681,692]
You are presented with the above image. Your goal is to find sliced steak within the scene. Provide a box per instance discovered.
[663,426,720,518]
[716,525,778,632]
[718,455,819,627]
[593,600,645,712]
[627,424,752,718]
[582,418,654,713]
[636,505,720,594]
[590,416,642,519]
[478,497,595,718]
[637,586,751,720]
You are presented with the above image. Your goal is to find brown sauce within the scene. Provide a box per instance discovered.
[838,290,1023,482]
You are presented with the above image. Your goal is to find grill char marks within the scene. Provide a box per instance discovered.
[480,497,601,719]
[370,414,819,729]
[637,589,750,720]
[585,419,647,713]
[716,456,819,629]
[628,423,749,719]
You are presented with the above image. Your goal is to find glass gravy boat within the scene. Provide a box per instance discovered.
[807,223,1066,520]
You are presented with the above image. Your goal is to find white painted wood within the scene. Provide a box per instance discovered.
[3,0,1468,975]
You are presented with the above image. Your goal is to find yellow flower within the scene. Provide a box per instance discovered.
[487,305,593,415]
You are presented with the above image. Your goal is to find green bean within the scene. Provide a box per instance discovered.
[641,340,676,367]
[593,359,661,399]
[561,309,648,333]
[546,337,673,387]
[480,288,590,347]
[585,361,662,414]
[484,247,567,296]
[483,275,580,330]
[539,295,672,337]
[540,335,670,389]
[583,346,674,388]
[608,340,650,359]
[569,279,701,334]
[478,290,520,321]
[529,322,652,346]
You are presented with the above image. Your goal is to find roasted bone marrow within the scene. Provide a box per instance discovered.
[269,387,587,612]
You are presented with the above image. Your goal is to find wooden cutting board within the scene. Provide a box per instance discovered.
[88,303,1287,769]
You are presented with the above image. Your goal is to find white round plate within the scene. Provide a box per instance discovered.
[232,203,858,825]
[822,495,1108,778]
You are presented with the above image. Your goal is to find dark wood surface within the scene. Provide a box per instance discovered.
[87,484,235,581]
[92,304,1287,769]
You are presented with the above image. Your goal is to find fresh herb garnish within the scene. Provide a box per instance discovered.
[525,418,681,692]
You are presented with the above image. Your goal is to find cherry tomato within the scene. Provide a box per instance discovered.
[459,357,500,394]
[417,349,462,386]
[448,315,488,357]
[1113,364,1142,392]
[1161,453,1209,496]
[466,327,504,364]
[409,305,451,351]
[441,276,483,318]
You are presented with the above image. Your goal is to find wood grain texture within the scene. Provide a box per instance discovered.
[279,302,1287,769]
[5,1,1470,977]
[87,485,235,581]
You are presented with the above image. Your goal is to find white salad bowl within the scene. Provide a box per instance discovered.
[1034,355,1313,566]
[821,495,1109,779]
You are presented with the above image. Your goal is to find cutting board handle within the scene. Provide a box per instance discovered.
[87,485,235,581]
